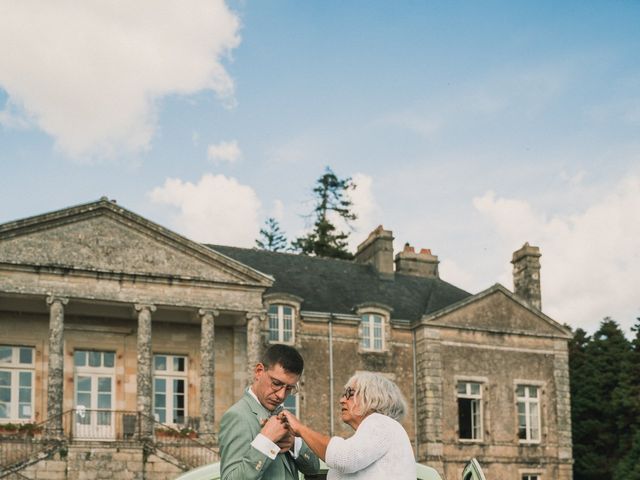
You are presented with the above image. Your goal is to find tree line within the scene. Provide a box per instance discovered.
[255,166,357,259]
[569,317,640,479]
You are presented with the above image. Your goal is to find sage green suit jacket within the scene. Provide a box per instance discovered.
[219,391,320,480]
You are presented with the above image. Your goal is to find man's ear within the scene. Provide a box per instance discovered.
[255,362,265,376]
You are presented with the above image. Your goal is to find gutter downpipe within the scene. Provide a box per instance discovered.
[329,314,335,435]
[412,327,420,459]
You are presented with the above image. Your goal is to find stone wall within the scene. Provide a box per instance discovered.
[17,445,185,480]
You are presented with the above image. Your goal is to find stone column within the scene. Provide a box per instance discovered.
[246,311,265,385]
[414,327,444,474]
[135,303,156,438]
[554,340,574,480]
[46,295,68,437]
[198,308,219,442]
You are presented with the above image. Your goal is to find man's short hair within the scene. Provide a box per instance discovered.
[261,344,304,375]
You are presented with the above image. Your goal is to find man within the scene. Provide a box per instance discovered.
[219,344,320,479]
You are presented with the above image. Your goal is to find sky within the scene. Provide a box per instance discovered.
[1,1,639,335]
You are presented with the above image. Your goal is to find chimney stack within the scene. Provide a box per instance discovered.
[511,243,542,310]
[354,225,394,275]
[394,243,439,278]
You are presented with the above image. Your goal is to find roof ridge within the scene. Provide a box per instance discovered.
[206,244,361,265]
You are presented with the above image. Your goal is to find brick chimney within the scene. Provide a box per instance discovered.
[354,225,394,275]
[394,243,439,278]
[511,242,542,310]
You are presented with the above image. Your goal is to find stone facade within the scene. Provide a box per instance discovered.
[0,199,573,479]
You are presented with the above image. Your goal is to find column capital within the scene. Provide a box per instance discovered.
[246,310,266,321]
[198,308,220,318]
[135,303,157,313]
[46,294,69,306]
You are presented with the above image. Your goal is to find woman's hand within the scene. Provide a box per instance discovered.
[280,410,302,436]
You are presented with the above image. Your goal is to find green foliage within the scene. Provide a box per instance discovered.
[570,318,638,480]
[613,317,640,480]
[255,217,288,252]
[292,166,357,259]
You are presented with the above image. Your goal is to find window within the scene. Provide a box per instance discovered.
[517,384,541,442]
[457,381,482,440]
[361,313,384,351]
[522,475,540,480]
[268,304,294,343]
[0,345,35,421]
[153,354,187,425]
[282,394,298,417]
[74,350,115,369]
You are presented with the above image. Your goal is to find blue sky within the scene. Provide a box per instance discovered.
[1,1,639,334]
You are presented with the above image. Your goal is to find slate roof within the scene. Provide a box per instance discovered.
[207,245,472,323]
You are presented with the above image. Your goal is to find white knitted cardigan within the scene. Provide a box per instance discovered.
[325,412,416,480]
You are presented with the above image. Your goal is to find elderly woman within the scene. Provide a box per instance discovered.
[281,371,415,479]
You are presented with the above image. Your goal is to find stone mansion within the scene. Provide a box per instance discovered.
[0,198,573,480]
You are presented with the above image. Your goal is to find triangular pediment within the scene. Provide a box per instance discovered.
[0,199,272,286]
[422,283,571,338]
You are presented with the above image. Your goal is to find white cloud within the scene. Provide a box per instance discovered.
[148,173,261,246]
[473,175,640,334]
[0,1,240,159]
[207,140,242,163]
[350,173,379,237]
[324,172,380,250]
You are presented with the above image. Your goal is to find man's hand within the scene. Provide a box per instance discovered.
[276,430,295,453]
[260,415,289,443]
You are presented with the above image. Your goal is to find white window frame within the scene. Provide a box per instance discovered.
[516,383,542,444]
[267,304,295,344]
[0,345,35,422]
[73,350,116,371]
[522,474,541,480]
[456,380,483,441]
[153,354,188,426]
[360,313,385,351]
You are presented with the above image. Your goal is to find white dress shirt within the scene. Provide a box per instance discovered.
[325,412,415,480]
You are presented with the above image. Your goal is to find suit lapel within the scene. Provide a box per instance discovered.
[242,391,296,478]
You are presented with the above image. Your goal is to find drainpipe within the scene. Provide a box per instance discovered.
[412,328,419,459]
[329,314,335,436]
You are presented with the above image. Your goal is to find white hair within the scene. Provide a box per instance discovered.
[347,371,407,421]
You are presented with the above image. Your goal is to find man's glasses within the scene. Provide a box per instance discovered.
[341,386,355,400]
[268,374,299,395]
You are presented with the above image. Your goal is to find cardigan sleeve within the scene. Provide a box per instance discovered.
[324,414,390,474]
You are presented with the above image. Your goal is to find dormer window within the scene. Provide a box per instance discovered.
[268,304,295,344]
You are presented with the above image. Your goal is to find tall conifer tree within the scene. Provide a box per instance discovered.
[255,217,288,252]
[571,318,631,480]
[292,167,357,259]
[613,317,640,480]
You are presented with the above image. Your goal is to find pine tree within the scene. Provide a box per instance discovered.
[613,317,640,480]
[292,166,357,259]
[255,217,288,252]
[571,318,631,480]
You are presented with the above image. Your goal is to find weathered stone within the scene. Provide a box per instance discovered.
[199,308,218,440]
[46,294,68,437]
[135,303,155,438]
